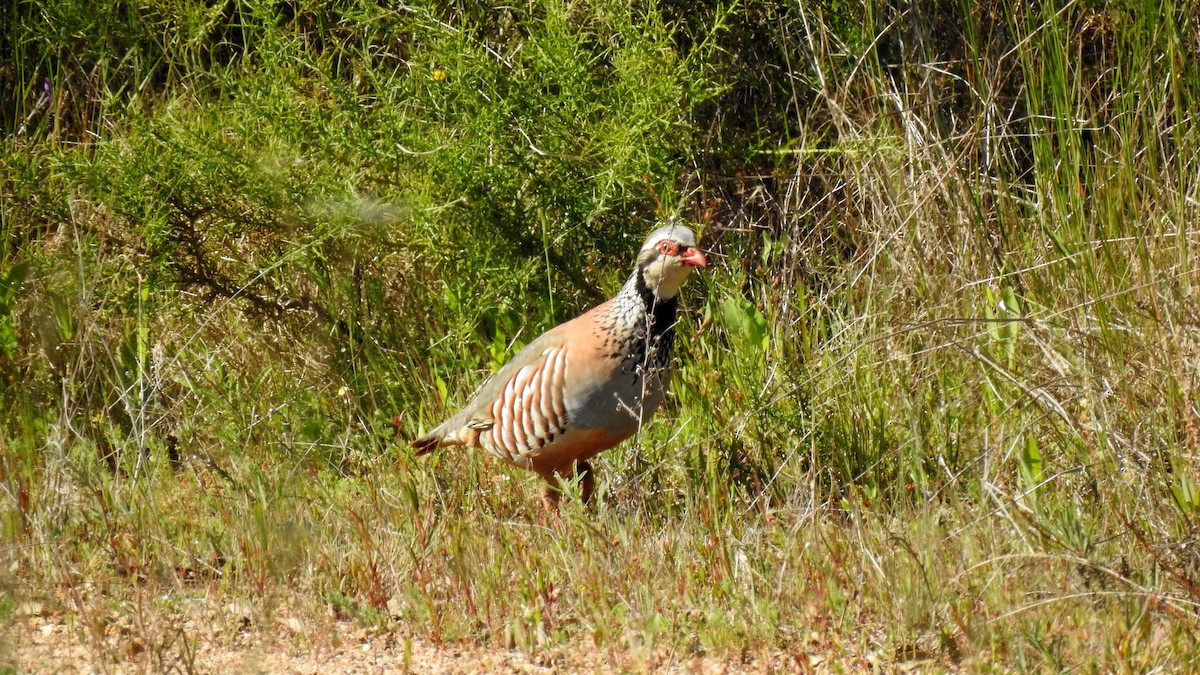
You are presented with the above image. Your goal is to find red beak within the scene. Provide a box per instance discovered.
[680,247,708,268]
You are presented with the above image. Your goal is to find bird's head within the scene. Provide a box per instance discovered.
[635,223,708,300]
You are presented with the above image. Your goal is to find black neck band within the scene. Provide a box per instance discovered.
[634,270,680,341]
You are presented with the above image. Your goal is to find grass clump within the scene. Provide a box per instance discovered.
[4,0,1200,671]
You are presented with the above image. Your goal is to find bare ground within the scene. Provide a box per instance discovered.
[2,600,886,674]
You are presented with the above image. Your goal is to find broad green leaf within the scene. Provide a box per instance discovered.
[719,295,768,351]
[1172,471,1200,514]
[1019,434,1044,487]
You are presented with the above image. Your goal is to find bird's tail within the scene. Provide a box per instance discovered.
[409,417,477,456]
[410,433,442,456]
[398,413,444,456]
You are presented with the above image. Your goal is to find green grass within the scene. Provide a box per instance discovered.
[4,0,1200,671]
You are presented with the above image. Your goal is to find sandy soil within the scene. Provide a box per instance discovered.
[2,603,882,674]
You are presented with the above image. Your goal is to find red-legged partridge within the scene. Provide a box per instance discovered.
[411,223,707,506]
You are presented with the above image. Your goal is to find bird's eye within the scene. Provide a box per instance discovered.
[656,240,681,256]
